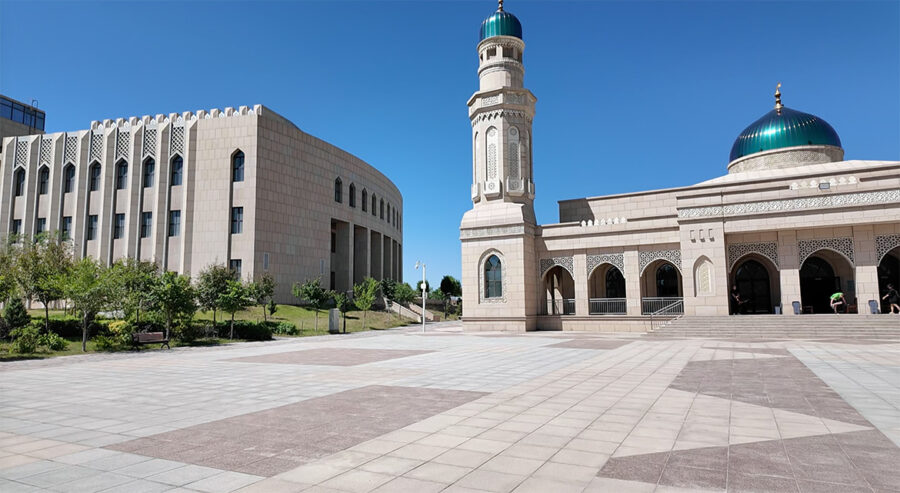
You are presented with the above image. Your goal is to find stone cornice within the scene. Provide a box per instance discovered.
[677,189,900,219]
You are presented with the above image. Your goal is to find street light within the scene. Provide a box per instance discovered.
[415,261,426,332]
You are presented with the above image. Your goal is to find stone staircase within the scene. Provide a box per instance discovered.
[649,314,900,338]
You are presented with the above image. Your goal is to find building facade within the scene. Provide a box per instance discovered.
[461,4,900,331]
[0,105,402,303]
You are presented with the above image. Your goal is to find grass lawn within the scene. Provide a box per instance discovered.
[196,304,414,335]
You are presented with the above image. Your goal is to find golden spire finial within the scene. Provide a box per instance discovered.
[775,82,783,114]
[498,0,504,11]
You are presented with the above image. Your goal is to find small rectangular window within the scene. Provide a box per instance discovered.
[141,212,152,238]
[90,165,102,191]
[143,160,155,188]
[11,219,22,236]
[87,215,98,241]
[263,252,269,270]
[64,167,76,193]
[171,157,183,186]
[36,218,46,235]
[168,210,181,237]
[116,163,128,190]
[229,259,242,277]
[231,207,243,234]
[113,213,125,239]
[60,216,72,240]
[39,169,49,195]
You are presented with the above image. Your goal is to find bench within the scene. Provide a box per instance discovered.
[131,332,170,349]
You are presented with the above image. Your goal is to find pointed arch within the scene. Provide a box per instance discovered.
[63,163,76,193]
[170,155,183,186]
[361,188,368,212]
[37,165,50,195]
[349,183,356,207]
[12,167,26,196]
[334,177,342,203]
[692,255,714,297]
[115,159,128,190]
[88,162,102,191]
[231,149,245,182]
[142,157,155,188]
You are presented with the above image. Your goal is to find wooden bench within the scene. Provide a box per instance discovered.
[131,332,170,349]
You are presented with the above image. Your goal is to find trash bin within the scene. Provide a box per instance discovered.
[774,305,782,315]
[792,301,801,315]
[868,300,880,314]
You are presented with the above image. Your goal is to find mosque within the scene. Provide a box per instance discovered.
[460,2,900,331]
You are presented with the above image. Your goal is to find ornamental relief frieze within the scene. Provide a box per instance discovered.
[586,253,625,276]
[727,242,779,271]
[876,235,900,263]
[471,109,532,126]
[639,249,682,274]
[460,225,525,239]
[798,238,854,266]
[678,190,900,219]
[540,256,574,277]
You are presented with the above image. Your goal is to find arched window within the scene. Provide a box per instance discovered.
[63,164,75,193]
[656,263,679,297]
[371,194,377,216]
[605,267,626,298]
[115,160,128,190]
[89,163,102,191]
[334,177,342,203]
[232,151,244,182]
[170,156,183,186]
[38,166,49,195]
[349,183,356,207]
[386,203,390,221]
[13,168,25,196]
[380,199,384,219]
[143,158,155,188]
[362,189,368,211]
[484,255,502,298]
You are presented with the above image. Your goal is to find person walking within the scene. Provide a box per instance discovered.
[883,284,900,314]
[731,285,747,315]
[830,291,846,314]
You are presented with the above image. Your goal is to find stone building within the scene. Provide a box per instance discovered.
[0,104,402,303]
[461,3,900,331]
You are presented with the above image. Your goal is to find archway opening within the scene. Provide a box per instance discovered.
[588,264,626,314]
[730,256,779,314]
[542,266,575,315]
[800,250,855,313]
[640,260,683,314]
[878,247,899,313]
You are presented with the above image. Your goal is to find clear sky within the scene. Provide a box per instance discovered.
[2,0,898,289]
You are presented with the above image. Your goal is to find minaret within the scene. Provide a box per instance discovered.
[467,0,536,218]
[460,1,539,332]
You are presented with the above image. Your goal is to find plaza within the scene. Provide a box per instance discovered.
[2,323,900,492]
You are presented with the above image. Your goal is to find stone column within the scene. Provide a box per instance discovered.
[573,253,588,316]
[853,225,879,315]
[624,250,641,316]
[778,230,801,315]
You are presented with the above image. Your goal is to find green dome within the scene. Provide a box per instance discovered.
[730,106,841,163]
[480,9,522,41]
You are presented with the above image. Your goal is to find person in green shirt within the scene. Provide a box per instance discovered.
[830,292,846,314]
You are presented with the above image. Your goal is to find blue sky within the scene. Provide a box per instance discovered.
[2,0,898,288]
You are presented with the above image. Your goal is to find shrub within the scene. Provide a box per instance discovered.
[46,317,84,338]
[9,326,39,354]
[107,320,136,346]
[38,332,68,351]
[92,335,118,351]
[273,321,298,336]
[216,320,272,341]
[4,298,30,332]
[175,322,208,343]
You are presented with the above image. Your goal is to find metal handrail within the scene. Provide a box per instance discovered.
[649,299,684,331]
[589,298,627,315]
[542,298,576,315]
[642,297,684,315]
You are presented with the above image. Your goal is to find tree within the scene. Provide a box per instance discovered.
[64,258,113,351]
[195,264,237,324]
[0,247,17,304]
[416,280,431,294]
[267,299,278,318]
[393,282,416,307]
[3,298,30,332]
[439,275,462,298]
[293,278,329,333]
[109,258,158,325]
[332,291,352,333]
[218,280,252,339]
[353,277,378,331]
[249,273,276,321]
[379,278,397,302]
[150,271,196,340]
[13,237,73,333]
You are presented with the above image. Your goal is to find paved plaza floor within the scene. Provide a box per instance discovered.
[2,322,900,492]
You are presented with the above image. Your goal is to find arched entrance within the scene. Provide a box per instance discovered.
[588,264,626,314]
[800,251,854,313]
[732,258,777,314]
[543,266,575,315]
[878,247,899,313]
[640,260,683,314]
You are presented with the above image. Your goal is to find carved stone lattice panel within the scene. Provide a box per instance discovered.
[798,237,854,266]
[64,136,78,164]
[116,130,130,159]
[143,128,157,157]
[540,256,574,277]
[39,138,53,165]
[679,190,900,218]
[586,253,625,277]
[170,126,184,156]
[482,95,500,106]
[876,235,900,263]
[90,132,104,162]
[15,140,29,167]
[728,242,779,271]
[639,249,682,274]
[508,142,519,179]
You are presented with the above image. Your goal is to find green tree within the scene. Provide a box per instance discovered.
[3,297,30,332]
[332,291,352,333]
[267,299,277,317]
[195,264,237,324]
[353,277,378,330]
[150,271,196,340]
[13,237,73,333]
[393,282,416,307]
[109,258,158,325]
[64,258,113,351]
[0,247,17,304]
[293,278,330,333]
[249,273,276,321]
[439,275,462,298]
[218,280,252,339]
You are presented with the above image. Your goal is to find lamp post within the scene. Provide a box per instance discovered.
[415,261,426,332]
